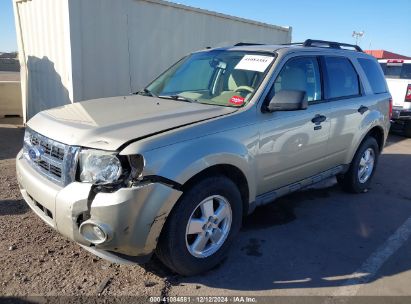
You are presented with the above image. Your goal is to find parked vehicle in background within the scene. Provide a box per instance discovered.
[379,59,411,137]
[16,40,391,275]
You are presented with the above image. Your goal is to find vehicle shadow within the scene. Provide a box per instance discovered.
[142,151,411,291]
[385,132,408,148]
[0,122,24,161]
[0,298,34,304]
[0,199,29,216]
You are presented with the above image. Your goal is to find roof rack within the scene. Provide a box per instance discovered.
[233,40,363,52]
[302,39,363,52]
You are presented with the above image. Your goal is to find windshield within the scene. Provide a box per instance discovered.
[379,63,411,79]
[145,50,275,107]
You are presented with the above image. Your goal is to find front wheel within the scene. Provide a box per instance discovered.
[337,137,379,193]
[156,176,243,276]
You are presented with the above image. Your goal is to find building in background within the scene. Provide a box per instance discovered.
[365,50,411,60]
[13,0,292,122]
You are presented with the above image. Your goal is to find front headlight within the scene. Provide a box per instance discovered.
[79,149,123,185]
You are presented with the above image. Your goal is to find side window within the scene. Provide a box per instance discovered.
[324,57,360,99]
[358,58,387,94]
[274,57,322,102]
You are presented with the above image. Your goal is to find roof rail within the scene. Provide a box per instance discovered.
[234,42,265,46]
[280,42,304,46]
[303,39,363,52]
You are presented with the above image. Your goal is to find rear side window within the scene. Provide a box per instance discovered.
[358,58,387,94]
[324,57,360,99]
[380,62,411,79]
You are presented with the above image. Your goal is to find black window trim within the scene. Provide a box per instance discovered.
[320,55,364,102]
[308,56,326,105]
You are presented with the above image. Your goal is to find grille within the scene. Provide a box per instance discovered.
[23,128,79,186]
[30,136,65,161]
[28,193,53,220]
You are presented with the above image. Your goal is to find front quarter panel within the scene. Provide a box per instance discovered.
[131,129,259,204]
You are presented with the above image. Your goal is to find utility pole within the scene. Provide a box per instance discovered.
[352,31,365,46]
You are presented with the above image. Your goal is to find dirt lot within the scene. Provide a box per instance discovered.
[1,118,411,301]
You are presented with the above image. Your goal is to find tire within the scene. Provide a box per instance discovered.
[404,121,411,138]
[337,136,379,193]
[156,175,243,276]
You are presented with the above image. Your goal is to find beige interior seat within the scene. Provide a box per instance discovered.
[228,70,250,90]
[211,70,253,104]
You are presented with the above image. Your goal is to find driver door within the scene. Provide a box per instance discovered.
[256,56,333,195]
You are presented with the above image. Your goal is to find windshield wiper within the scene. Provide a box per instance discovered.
[158,95,198,103]
[136,88,158,98]
[137,90,198,103]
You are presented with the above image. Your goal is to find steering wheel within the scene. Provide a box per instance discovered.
[234,86,255,94]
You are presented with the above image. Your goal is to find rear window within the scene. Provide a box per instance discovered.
[324,57,360,99]
[358,58,387,94]
[380,62,411,79]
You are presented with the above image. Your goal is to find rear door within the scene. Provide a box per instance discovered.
[321,56,371,166]
[324,56,389,166]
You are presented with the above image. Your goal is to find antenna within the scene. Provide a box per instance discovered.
[352,31,365,46]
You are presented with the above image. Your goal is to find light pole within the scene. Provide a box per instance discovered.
[352,31,365,46]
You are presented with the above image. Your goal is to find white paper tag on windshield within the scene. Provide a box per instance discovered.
[234,55,274,72]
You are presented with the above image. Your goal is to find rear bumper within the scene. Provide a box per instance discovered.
[16,150,183,262]
[392,107,411,121]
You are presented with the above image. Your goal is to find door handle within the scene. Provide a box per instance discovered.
[311,114,327,125]
[358,105,369,115]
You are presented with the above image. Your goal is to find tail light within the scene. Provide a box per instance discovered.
[389,97,393,119]
[387,59,404,64]
[405,84,411,102]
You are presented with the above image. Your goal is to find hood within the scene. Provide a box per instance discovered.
[27,95,237,150]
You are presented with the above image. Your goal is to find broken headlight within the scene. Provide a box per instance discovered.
[79,149,123,185]
[78,150,145,186]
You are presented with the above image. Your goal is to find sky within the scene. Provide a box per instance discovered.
[1,0,410,55]
[0,0,17,52]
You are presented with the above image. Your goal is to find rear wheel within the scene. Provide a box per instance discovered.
[156,176,242,276]
[337,137,379,193]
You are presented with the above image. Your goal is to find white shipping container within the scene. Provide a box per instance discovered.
[13,0,292,122]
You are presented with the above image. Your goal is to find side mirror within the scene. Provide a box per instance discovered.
[267,90,308,112]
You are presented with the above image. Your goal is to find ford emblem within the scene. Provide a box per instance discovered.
[28,146,43,162]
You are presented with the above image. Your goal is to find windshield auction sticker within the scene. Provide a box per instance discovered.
[235,55,274,72]
[229,95,245,106]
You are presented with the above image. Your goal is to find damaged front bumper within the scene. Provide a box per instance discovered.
[16,150,182,263]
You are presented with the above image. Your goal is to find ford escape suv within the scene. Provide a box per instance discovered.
[16,39,391,275]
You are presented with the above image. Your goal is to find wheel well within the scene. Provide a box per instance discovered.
[366,126,385,152]
[181,164,250,216]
